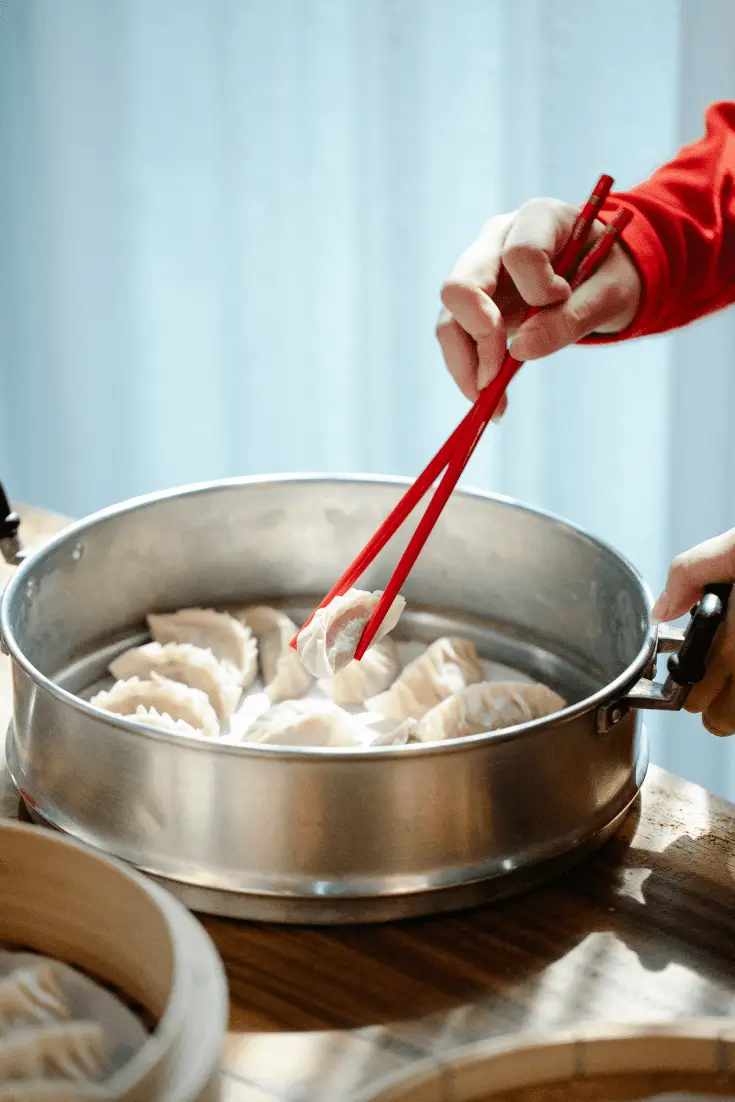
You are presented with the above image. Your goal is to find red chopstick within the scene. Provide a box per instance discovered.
[288,404,481,643]
[291,176,626,656]
[354,205,633,658]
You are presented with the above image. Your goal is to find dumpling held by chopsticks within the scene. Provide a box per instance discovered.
[296,588,406,678]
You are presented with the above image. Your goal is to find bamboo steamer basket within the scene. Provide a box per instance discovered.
[0,820,228,1100]
[358,1022,735,1101]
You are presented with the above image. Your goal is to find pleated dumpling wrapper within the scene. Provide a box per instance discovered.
[243,699,410,748]
[126,705,201,737]
[237,605,312,703]
[0,1020,106,1082]
[147,608,258,687]
[320,638,399,706]
[296,588,406,679]
[416,680,567,743]
[90,673,220,738]
[367,636,484,721]
[0,963,70,1030]
[109,641,242,724]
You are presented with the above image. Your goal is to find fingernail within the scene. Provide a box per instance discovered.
[477,364,495,391]
[651,592,669,622]
[508,335,527,361]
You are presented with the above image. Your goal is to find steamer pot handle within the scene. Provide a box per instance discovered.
[0,480,25,567]
[596,583,732,734]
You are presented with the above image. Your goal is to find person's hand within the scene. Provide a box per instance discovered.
[436,198,642,414]
[652,530,735,737]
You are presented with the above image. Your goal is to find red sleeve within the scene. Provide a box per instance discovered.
[584,100,735,342]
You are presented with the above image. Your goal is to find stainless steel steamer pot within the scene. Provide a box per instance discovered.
[0,476,728,924]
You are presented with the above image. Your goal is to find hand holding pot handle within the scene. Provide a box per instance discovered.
[667,584,732,687]
[676,582,735,737]
[652,529,735,736]
[599,572,733,736]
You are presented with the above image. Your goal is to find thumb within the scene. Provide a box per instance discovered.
[652,529,735,622]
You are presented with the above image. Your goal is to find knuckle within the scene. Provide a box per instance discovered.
[518,195,576,225]
[603,278,631,316]
[558,302,587,343]
[501,241,541,268]
[440,277,472,311]
[668,553,691,581]
[518,196,558,217]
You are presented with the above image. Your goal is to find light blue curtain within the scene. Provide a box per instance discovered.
[2,0,735,796]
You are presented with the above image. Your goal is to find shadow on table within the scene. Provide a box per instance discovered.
[201,790,735,1049]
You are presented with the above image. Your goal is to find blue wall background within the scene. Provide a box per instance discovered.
[2,0,735,795]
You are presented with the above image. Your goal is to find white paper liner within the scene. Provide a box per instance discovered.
[0,950,148,1080]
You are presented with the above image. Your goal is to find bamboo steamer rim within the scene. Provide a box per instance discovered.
[357,1020,735,1102]
[0,820,227,1101]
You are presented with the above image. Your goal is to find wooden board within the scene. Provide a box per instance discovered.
[4,506,735,1102]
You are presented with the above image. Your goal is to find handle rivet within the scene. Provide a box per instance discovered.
[72,542,84,562]
[611,708,622,724]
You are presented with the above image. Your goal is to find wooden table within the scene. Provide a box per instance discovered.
[3,507,735,1102]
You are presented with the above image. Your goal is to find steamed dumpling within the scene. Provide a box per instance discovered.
[0,1021,105,1081]
[237,605,312,703]
[416,680,567,743]
[296,588,406,678]
[242,699,406,748]
[244,699,365,747]
[109,642,241,723]
[352,710,416,746]
[126,705,201,737]
[321,638,399,706]
[366,637,484,721]
[147,608,257,686]
[226,690,272,742]
[0,964,69,1030]
[90,674,220,738]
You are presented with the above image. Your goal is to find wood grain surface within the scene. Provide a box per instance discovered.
[3,506,735,1102]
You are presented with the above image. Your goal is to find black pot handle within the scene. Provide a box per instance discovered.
[0,480,24,566]
[597,582,733,733]
[667,583,732,686]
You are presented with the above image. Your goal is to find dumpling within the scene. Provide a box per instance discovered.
[0,1021,105,1081]
[243,699,367,748]
[366,637,484,721]
[296,588,406,678]
[127,705,201,736]
[147,608,257,686]
[225,691,272,742]
[353,711,416,746]
[321,638,399,706]
[416,680,567,743]
[0,1085,109,1101]
[0,964,69,1030]
[109,642,241,723]
[243,700,412,749]
[90,674,220,738]
[237,605,312,703]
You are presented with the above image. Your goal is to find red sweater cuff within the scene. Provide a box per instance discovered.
[579,197,671,344]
